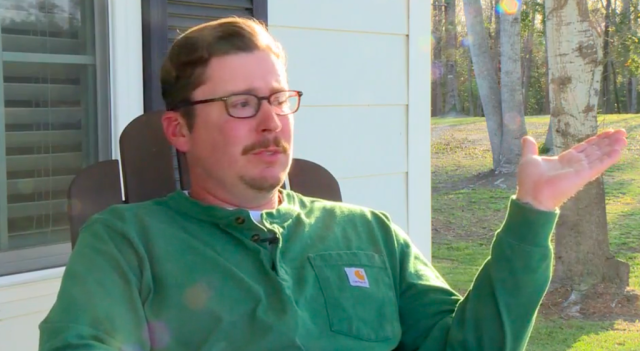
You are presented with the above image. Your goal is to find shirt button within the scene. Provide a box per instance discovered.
[251,234,260,242]
[235,217,245,225]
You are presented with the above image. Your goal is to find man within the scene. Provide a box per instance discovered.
[39,17,627,351]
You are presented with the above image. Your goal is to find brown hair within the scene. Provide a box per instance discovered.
[160,17,286,129]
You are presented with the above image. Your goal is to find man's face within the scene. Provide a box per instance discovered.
[181,50,294,199]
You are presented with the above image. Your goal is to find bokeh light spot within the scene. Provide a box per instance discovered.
[432,61,444,81]
[183,282,211,310]
[145,321,171,349]
[497,0,520,15]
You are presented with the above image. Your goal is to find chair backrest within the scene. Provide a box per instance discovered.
[67,111,342,248]
[68,160,123,247]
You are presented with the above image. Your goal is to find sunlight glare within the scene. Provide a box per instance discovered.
[497,0,520,15]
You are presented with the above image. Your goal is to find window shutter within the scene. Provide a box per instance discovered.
[141,0,268,191]
[142,0,267,112]
[167,0,254,44]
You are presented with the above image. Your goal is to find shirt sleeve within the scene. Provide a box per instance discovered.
[38,213,151,351]
[394,197,559,351]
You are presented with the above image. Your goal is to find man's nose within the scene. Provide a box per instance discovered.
[256,101,282,132]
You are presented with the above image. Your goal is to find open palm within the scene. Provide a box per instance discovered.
[515,129,628,211]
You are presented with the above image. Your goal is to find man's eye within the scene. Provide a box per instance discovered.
[231,99,252,108]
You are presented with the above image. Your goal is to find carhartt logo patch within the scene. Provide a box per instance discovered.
[344,267,369,288]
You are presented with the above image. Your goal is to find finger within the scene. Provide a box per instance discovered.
[606,134,628,151]
[573,130,614,154]
[584,131,628,162]
[560,129,626,165]
[583,138,625,168]
[582,138,611,163]
[585,148,623,177]
[521,136,539,158]
[608,130,629,147]
[610,128,627,138]
[571,134,605,154]
[572,142,590,153]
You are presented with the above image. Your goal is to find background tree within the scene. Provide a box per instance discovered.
[498,1,528,172]
[462,0,504,169]
[545,0,630,314]
[462,0,528,172]
[444,0,463,116]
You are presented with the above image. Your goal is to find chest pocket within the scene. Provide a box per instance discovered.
[308,251,401,342]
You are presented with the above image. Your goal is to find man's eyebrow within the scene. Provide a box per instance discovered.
[226,86,288,96]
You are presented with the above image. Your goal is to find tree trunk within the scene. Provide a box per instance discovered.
[553,180,630,291]
[522,8,536,114]
[468,53,475,117]
[544,120,554,155]
[444,0,462,115]
[622,0,635,113]
[542,9,551,115]
[611,60,622,114]
[498,3,528,173]
[631,77,638,113]
[432,4,444,117]
[543,1,554,152]
[462,0,503,168]
[476,92,484,117]
[545,0,630,299]
[493,0,501,84]
[633,0,639,113]
[600,0,614,114]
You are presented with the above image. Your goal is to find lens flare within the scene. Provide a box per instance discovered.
[419,35,432,53]
[497,0,520,15]
[431,61,444,81]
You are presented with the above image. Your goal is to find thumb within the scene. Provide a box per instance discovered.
[521,135,539,158]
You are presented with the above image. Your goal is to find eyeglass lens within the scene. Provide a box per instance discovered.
[226,91,300,118]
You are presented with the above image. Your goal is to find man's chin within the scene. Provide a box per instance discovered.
[240,174,286,193]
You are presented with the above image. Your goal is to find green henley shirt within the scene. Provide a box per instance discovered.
[39,189,559,351]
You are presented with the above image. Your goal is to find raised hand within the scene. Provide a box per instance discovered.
[515,129,628,211]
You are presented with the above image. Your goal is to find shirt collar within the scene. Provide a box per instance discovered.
[161,189,301,227]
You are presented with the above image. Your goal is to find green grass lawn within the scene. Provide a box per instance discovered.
[431,114,640,350]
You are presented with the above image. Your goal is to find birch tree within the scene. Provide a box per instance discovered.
[545,0,629,311]
[499,1,528,173]
[444,0,462,115]
[462,0,503,168]
[462,0,526,172]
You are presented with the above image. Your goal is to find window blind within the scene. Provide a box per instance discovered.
[0,0,108,274]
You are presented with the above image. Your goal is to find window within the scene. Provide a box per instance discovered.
[0,0,110,276]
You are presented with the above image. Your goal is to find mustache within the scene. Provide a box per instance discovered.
[242,136,290,155]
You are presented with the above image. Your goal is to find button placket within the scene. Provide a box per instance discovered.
[231,215,265,245]
[264,224,283,275]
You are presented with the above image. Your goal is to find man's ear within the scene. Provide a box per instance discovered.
[161,110,191,153]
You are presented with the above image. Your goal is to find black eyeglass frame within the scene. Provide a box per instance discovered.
[168,90,304,119]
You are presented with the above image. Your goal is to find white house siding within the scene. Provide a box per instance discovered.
[268,0,431,254]
[0,1,144,350]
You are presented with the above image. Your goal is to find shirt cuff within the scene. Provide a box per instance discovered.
[497,196,559,248]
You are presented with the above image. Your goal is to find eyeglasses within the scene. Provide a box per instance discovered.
[169,90,303,119]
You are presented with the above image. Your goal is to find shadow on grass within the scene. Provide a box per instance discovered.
[527,318,620,351]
